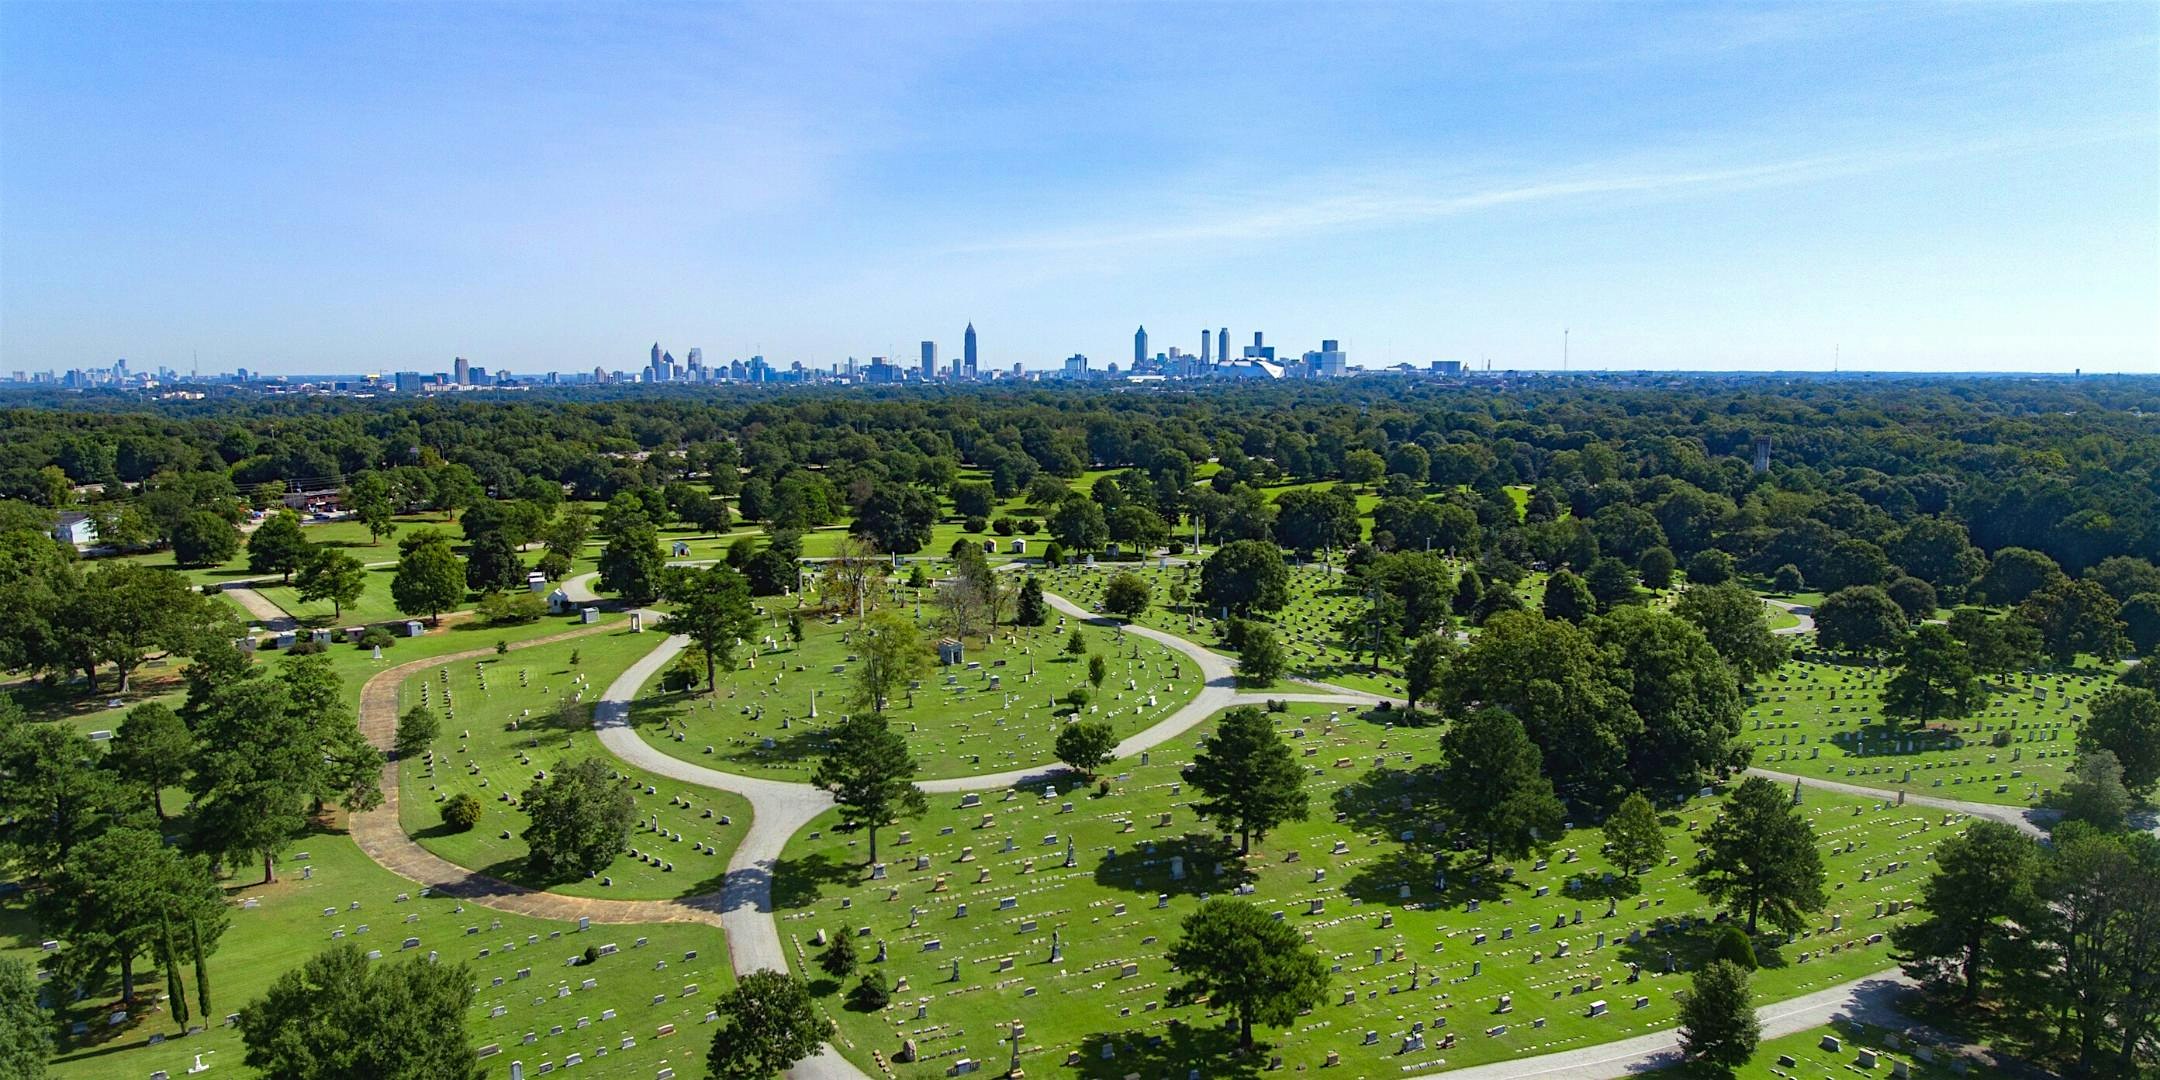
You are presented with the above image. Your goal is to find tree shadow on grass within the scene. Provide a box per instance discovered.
[1092,832,1251,898]
[771,849,861,911]
[1073,1020,1267,1080]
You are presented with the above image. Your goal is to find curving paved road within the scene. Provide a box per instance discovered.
[1767,597,1815,636]
[1747,768,2052,839]
[345,583,1957,1080]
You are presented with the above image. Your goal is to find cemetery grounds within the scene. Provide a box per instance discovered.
[775,701,1967,1080]
[629,611,1204,782]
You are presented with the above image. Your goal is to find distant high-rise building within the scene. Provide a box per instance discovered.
[453,356,471,385]
[920,340,938,379]
[1753,436,1772,474]
[963,323,978,379]
[1200,329,1211,364]
[1217,328,1228,368]
[1134,326,1148,368]
[1064,353,1088,377]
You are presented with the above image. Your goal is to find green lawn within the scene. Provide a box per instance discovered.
[396,629,752,901]
[777,701,1959,1079]
[1,819,730,1080]
[630,609,1203,781]
[1039,562,1507,697]
[1746,652,2124,805]
[1698,1021,2012,1080]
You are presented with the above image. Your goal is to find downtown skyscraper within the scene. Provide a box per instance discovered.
[963,322,978,379]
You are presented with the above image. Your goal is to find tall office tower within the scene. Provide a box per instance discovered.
[453,356,471,385]
[921,340,938,379]
[1217,328,1228,367]
[1200,330,1211,364]
[650,342,661,368]
[1753,436,1772,474]
[963,322,978,379]
[1134,326,1148,368]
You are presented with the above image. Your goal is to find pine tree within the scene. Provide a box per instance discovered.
[1678,960,1759,1075]
[812,714,926,864]
[1165,898,1329,1053]
[1185,707,1309,854]
[1015,575,1047,626]
[1688,777,1826,933]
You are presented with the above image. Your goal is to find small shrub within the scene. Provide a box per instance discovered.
[1991,730,2012,748]
[1096,779,1110,797]
[288,639,327,656]
[1709,925,1757,970]
[964,515,989,534]
[358,627,395,650]
[848,970,891,1011]
[442,792,483,832]
[258,635,279,650]
[1166,540,1185,556]
[992,516,1017,536]
[495,639,509,656]
[1019,519,1041,535]
[479,590,547,626]
[582,945,600,966]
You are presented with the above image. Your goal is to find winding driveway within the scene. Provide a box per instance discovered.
[346,584,2013,1080]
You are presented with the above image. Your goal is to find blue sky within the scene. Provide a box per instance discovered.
[2,2,2154,375]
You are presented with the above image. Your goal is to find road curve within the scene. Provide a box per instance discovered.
[342,584,1934,1080]
[346,618,725,925]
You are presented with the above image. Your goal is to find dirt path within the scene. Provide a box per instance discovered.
[346,618,728,926]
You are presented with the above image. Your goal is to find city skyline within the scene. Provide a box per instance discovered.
[2,2,2155,375]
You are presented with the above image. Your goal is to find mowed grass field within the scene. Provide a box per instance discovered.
[777,701,1962,1079]
[630,609,1203,782]
[1744,651,2125,806]
[0,820,732,1080]
[396,629,753,901]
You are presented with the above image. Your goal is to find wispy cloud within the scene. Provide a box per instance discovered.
[951,123,2148,256]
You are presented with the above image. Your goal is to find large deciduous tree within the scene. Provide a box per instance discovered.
[391,529,466,626]
[246,510,312,583]
[1813,585,1909,659]
[1433,707,1564,863]
[295,547,367,619]
[520,757,634,881]
[1199,539,1290,617]
[238,944,480,1080]
[1893,820,2040,1003]
[107,701,191,821]
[1593,606,1744,795]
[850,610,927,718]
[707,969,834,1080]
[660,564,755,696]
[1678,960,1759,1076]
[2080,687,2160,796]
[1883,623,1986,731]
[1054,721,1117,781]
[1671,582,1789,682]
[851,485,938,555]
[1440,610,1637,802]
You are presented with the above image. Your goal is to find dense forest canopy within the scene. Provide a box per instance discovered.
[3,376,2153,576]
